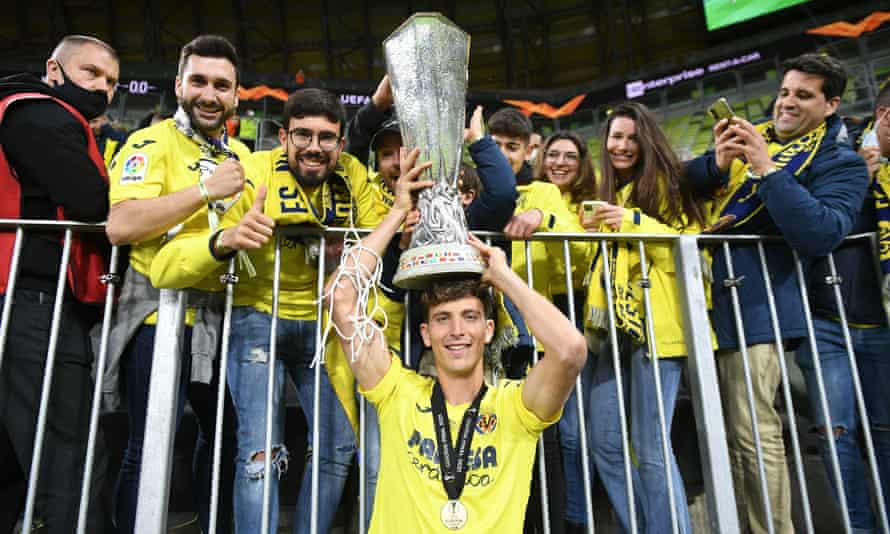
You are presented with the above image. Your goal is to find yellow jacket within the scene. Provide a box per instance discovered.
[560,193,597,293]
[584,184,710,358]
[510,182,592,301]
[150,148,380,319]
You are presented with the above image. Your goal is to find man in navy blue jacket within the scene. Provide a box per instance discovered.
[686,53,868,534]
[794,84,890,532]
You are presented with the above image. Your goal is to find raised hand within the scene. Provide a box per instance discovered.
[220,184,275,251]
[464,105,485,144]
[203,158,245,200]
[394,147,434,212]
[371,75,394,112]
[467,233,511,288]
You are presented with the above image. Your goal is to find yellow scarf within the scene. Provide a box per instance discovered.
[265,152,357,227]
[715,120,826,230]
[874,161,890,275]
[585,181,646,343]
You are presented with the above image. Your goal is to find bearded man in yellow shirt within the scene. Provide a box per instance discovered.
[329,148,587,533]
[149,88,379,533]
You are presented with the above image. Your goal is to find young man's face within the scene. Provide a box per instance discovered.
[175,55,239,138]
[420,295,494,379]
[279,115,344,189]
[375,132,402,192]
[772,70,840,142]
[492,134,532,175]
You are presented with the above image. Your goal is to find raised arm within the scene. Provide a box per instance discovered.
[344,75,393,164]
[329,148,433,390]
[106,132,246,245]
[468,235,587,421]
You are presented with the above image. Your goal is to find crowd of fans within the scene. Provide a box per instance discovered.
[1,30,889,534]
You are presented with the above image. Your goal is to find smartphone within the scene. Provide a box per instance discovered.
[581,200,607,218]
[708,97,735,123]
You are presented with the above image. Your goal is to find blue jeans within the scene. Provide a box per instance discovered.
[587,342,691,534]
[115,324,235,534]
[796,317,890,532]
[227,307,356,534]
[559,351,595,525]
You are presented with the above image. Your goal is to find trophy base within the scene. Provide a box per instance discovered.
[393,243,486,290]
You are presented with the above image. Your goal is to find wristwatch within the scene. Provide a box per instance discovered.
[745,166,778,180]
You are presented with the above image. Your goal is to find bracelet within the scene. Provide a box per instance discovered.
[198,178,211,204]
[209,229,235,261]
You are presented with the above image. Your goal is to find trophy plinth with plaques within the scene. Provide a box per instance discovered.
[386,13,485,290]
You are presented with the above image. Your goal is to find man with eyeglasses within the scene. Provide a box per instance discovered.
[149,87,378,533]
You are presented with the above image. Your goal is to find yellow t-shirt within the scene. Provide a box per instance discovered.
[362,357,557,534]
[108,119,251,323]
[220,148,381,320]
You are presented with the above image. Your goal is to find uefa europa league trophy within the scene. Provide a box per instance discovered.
[387,13,486,290]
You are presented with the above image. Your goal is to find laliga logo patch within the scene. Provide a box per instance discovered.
[475,413,497,435]
[120,153,148,184]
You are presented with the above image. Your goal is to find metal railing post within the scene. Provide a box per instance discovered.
[673,236,739,534]
[134,288,188,534]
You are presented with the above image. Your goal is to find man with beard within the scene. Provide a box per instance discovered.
[104,34,248,534]
[149,88,378,533]
[0,34,118,534]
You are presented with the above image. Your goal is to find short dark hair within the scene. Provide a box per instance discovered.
[781,53,847,100]
[178,35,239,85]
[51,35,119,63]
[420,276,494,322]
[458,162,482,195]
[488,108,533,142]
[875,81,890,110]
[282,88,347,137]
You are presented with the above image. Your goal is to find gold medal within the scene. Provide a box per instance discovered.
[440,499,468,530]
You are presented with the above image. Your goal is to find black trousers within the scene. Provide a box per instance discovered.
[0,288,110,534]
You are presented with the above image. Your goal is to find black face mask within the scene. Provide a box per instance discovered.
[53,63,109,120]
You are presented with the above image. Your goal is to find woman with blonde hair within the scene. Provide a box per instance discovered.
[584,102,707,533]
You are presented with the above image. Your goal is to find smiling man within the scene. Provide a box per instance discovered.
[329,147,587,533]
[686,53,869,534]
[103,34,250,534]
[148,87,379,533]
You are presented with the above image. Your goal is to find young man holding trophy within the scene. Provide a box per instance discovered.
[328,13,587,532]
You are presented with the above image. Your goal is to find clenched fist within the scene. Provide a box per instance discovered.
[204,158,245,201]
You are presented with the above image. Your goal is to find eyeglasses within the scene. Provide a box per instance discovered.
[287,128,341,151]
[544,150,580,163]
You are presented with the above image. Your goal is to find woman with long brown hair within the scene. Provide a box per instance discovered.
[583,102,707,534]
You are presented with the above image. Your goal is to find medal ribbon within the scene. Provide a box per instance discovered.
[431,381,487,501]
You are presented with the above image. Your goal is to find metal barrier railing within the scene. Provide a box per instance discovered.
[2,218,889,534]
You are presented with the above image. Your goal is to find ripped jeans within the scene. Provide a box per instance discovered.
[227,307,356,534]
[796,317,890,533]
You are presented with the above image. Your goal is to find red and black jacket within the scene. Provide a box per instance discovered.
[0,79,110,304]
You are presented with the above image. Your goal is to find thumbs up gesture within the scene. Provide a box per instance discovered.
[218,184,276,252]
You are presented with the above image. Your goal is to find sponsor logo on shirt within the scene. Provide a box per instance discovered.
[120,153,148,184]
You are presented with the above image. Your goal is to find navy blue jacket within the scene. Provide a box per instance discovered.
[686,114,869,349]
[808,115,885,326]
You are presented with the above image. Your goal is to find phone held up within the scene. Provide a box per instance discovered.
[708,97,735,123]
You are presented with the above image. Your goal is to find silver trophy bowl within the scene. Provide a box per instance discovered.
[386,12,486,289]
